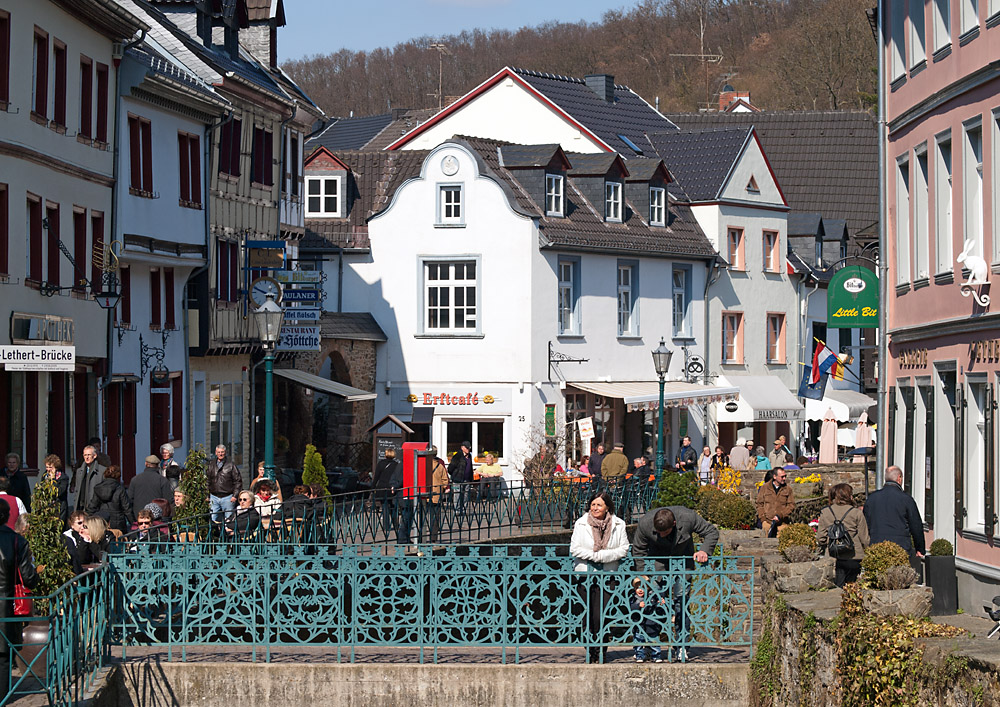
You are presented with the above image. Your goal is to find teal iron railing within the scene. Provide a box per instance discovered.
[107,543,754,664]
[0,562,111,707]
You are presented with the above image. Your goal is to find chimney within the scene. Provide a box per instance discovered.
[196,5,212,47]
[585,74,615,103]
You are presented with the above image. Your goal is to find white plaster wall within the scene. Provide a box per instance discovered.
[397,78,605,153]
[719,137,786,206]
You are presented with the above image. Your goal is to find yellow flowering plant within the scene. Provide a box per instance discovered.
[716,466,742,494]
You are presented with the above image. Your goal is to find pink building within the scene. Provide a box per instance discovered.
[883,0,1000,612]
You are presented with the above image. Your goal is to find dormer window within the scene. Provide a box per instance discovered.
[649,187,665,226]
[545,174,564,216]
[306,176,342,217]
[605,181,622,222]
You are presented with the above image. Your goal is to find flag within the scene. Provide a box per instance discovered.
[810,341,837,384]
[798,365,829,400]
[832,353,852,381]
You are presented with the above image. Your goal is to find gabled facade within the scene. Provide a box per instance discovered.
[0,0,145,475]
[304,137,735,473]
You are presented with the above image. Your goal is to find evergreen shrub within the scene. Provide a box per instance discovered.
[777,522,817,557]
[655,470,698,509]
[26,475,74,613]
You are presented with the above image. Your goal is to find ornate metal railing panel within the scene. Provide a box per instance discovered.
[107,544,754,664]
[0,564,111,707]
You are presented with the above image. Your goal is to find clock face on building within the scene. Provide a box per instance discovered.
[250,276,282,306]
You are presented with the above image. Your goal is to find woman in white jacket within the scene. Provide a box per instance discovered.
[570,491,630,663]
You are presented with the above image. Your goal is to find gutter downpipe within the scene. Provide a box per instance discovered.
[703,256,725,446]
[876,0,888,490]
[800,274,820,452]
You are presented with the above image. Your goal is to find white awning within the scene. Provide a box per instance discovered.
[569,381,740,412]
[715,375,805,422]
[273,368,377,401]
[805,388,877,422]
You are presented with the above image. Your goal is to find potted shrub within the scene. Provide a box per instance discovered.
[761,523,835,593]
[860,541,932,617]
[925,538,957,615]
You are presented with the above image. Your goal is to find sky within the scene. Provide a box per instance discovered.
[278,0,629,62]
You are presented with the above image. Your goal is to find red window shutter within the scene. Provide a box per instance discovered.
[141,120,153,193]
[95,64,108,143]
[263,130,273,186]
[25,373,37,469]
[0,185,7,275]
[251,128,261,183]
[229,119,242,177]
[219,122,231,175]
[90,212,103,294]
[120,267,131,324]
[73,210,86,290]
[178,134,190,203]
[217,241,227,300]
[46,205,59,286]
[28,198,42,281]
[53,43,66,126]
[229,241,238,302]
[79,58,92,138]
[0,13,10,105]
[150,268,161,327]
[128,116,140,190]
[190,135,202,204]
[165,268,175,329]
[33,31,47,117]
[171,374,183,444]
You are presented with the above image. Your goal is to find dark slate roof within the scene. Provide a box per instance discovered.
[498,144,563,168]
[623,157,668,181]
[364,108,439,150]
[566,153,625,177]
[788,212,823,237]
[302,150,428,251]
[127,43,222,103]
[319,312,387,342]
[663,111,878,236]
[510,68,677,155]
[822,218,848,241]
[459,136,715,259]
[309,114,395,152]
[646,128,750,201]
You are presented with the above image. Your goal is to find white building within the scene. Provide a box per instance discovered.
[0,0,145,473]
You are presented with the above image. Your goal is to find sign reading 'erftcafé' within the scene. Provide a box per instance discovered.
[828,267,879,328]
[402,387,511,415]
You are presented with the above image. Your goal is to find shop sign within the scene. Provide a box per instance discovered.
[970,339,1000,364]
[282,289,320,303]
[828,267,879,328]
[402,387,511,415]
[282,307,321,322]
[577,417,595,440]
[724,401,739,413]
[755,408,804,421]
[545,404,556,437]
[10,312,74,344]
[0,345,75,371]
[277,326,321,352]
[899,348,928,368]
[275,271,322,284]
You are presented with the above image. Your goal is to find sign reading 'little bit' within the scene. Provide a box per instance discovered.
[827,267,879,328]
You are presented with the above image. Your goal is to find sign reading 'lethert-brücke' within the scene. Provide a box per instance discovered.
[0,345,76,371]
[277,326,321,352]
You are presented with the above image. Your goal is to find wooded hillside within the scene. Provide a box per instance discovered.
[283,0,876,120]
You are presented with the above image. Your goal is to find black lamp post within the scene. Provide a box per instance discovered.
[652,338,673,472]
[254,292,284,482]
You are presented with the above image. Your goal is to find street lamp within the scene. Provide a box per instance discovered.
[651,338,673,473]
[254,292,284,482]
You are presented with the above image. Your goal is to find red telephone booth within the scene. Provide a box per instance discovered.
[402,442,431,499]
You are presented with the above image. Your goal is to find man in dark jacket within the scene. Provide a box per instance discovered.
[0,498,38,695]
[2,453,31,514]
[632,506,719,662]
[73,445,106,512]
[206,445,242,523]
[674,436,698,473]
[128,456,173,517]
[589,442,607,481]
[447,442,474,522]
[864,465,925,558]
[86,466,135,533]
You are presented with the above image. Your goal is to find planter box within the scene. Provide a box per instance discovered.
[761,556,835,594]
[861,586,933,618]
[924,555,957,615]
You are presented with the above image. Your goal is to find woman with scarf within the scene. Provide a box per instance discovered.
[570,491,629,663]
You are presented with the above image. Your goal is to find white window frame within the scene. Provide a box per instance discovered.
[895,156,911,285]
[890,0,907,80]
[545,174,564,217]
[933,0,951,51]
[766,313,784,364]
[305,176,342,217]
[728,228,743,270]
[991,0,1000,22]
[909,0,927,68]
[721,311,742,364]
[763,231,778,272]
[605,181,622,223]
[649,187,665,226]
[672,266,690,337]
[960,0,978,35]
[963,120,983,260]
[421,258,480,335]
[443,418,508,463]
[437,184,464,226]
[557,257,580,336]
[616,261,638,337]
[994,113,1000,263]
[964,379,987,532]
[913,144,930,280]
[934,133,953,273]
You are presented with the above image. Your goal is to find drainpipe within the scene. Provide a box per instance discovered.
[702,256,724,446]
[876,0,888,490]
[799,273,820,453]
[337,244,344,312]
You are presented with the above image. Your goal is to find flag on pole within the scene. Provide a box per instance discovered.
[811,340,838,384]
[832,353,853,381]
[798,365,829,400]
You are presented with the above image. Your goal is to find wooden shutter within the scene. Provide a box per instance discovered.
[79,57,92,138]
[164,268,175,329]
[25,373,38,469]
[986,383,996,541]
[263,130,273,186]
[95,64,108,142]
[189,135,201,204]
[28,198,42,281]
[53,42,66,126]
[0,12,9,105]
[46,205,59,286]
[150,268,161,327]
[33,31,47,116]
[229,241,238,302]
[123,383,136,483]
[229,119,242,177]
[924,387,934,526]
[120,266,131,324]
[956,384,965,529]
[90,212,103,294]
[902,387,915,494]
[178,134,190,202]
[0,184,7,275]
[128,116,141,189]
[171,374,183,444]
[140,120,153,193]
[252,127,263,183]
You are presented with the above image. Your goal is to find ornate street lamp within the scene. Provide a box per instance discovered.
[254,292,284,482]
[652,338,673,472]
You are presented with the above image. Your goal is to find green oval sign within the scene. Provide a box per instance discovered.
[828,267,879,328]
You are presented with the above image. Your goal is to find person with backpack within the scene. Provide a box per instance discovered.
[816,483,869,587]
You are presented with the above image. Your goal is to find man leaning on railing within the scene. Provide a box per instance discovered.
[0,498,38,696]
